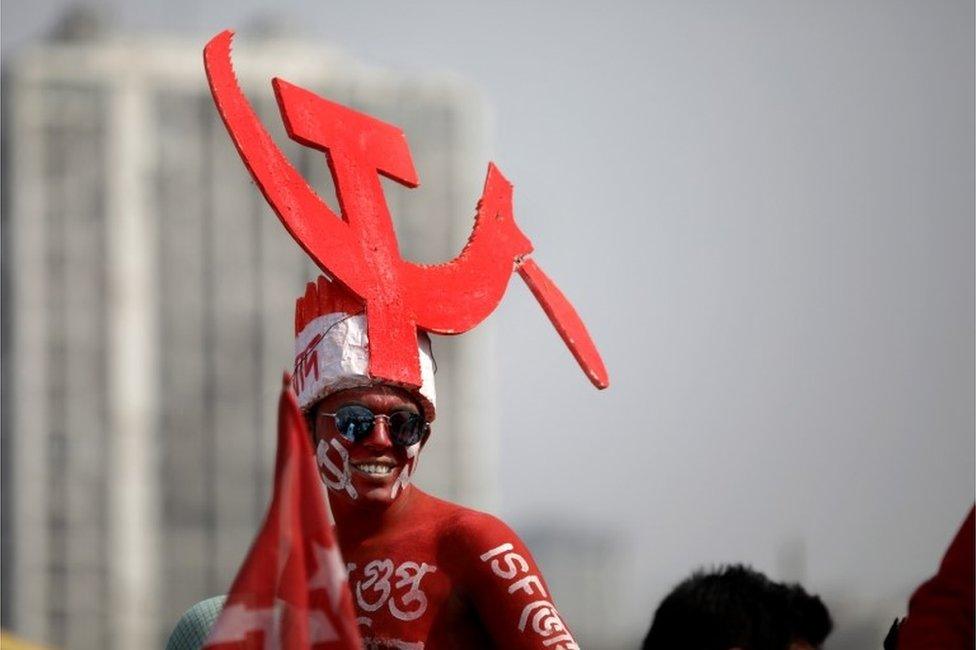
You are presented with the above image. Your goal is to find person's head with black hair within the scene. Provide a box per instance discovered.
[642,564,832,650]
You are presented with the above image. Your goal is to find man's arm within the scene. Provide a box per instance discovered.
[445,511,580,650]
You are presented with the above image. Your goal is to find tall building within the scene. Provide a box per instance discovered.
[2,20,494,648]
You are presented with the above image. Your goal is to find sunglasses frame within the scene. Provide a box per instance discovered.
[318,404,429,448]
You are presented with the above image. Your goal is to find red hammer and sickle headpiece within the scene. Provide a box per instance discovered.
[204,30,608,391]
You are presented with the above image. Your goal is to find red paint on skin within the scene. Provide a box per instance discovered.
[313,386,423,508]
[311,386,578,648]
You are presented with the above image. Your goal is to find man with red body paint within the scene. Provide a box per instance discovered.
[168,285,580,650]
[296,277,579,649]
[312,385,575,649]
[168,30,605,649]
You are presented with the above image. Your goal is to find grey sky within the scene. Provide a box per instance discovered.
[4,0,974,643]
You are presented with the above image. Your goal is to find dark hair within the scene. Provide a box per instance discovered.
[642,564,832,650]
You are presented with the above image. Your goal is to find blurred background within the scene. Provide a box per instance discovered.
[1,1,972,648]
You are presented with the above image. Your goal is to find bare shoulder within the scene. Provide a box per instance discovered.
[410,492,536,574]
[414,492,521,549]
[419,495,575,648]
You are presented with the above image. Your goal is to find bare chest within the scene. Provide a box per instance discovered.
[343,546,491,649]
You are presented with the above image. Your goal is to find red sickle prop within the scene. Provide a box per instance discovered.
[204,30,608,390]
[517,259,608,389]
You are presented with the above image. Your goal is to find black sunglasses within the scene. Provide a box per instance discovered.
[320,404,428,447]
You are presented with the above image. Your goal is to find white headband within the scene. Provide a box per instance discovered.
[293,312,437,420]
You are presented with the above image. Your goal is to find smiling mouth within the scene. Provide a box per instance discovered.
[351,460,397,478]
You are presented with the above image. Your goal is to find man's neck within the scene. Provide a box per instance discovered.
[331,486,419,547]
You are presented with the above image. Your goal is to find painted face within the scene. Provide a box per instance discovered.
[312,385,426,509]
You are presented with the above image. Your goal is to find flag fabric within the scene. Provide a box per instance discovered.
[204,374,362,649]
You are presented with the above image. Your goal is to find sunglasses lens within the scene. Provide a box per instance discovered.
[333,405,375,442]
[389,411,424,447]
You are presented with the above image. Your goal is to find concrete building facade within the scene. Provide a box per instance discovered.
[2,26,495,648]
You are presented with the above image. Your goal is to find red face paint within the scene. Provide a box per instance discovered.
[313,386,423,508]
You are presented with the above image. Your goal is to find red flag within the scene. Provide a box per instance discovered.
[204,374,361,649]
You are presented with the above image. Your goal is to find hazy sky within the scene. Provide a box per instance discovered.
[4,0,974,643]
